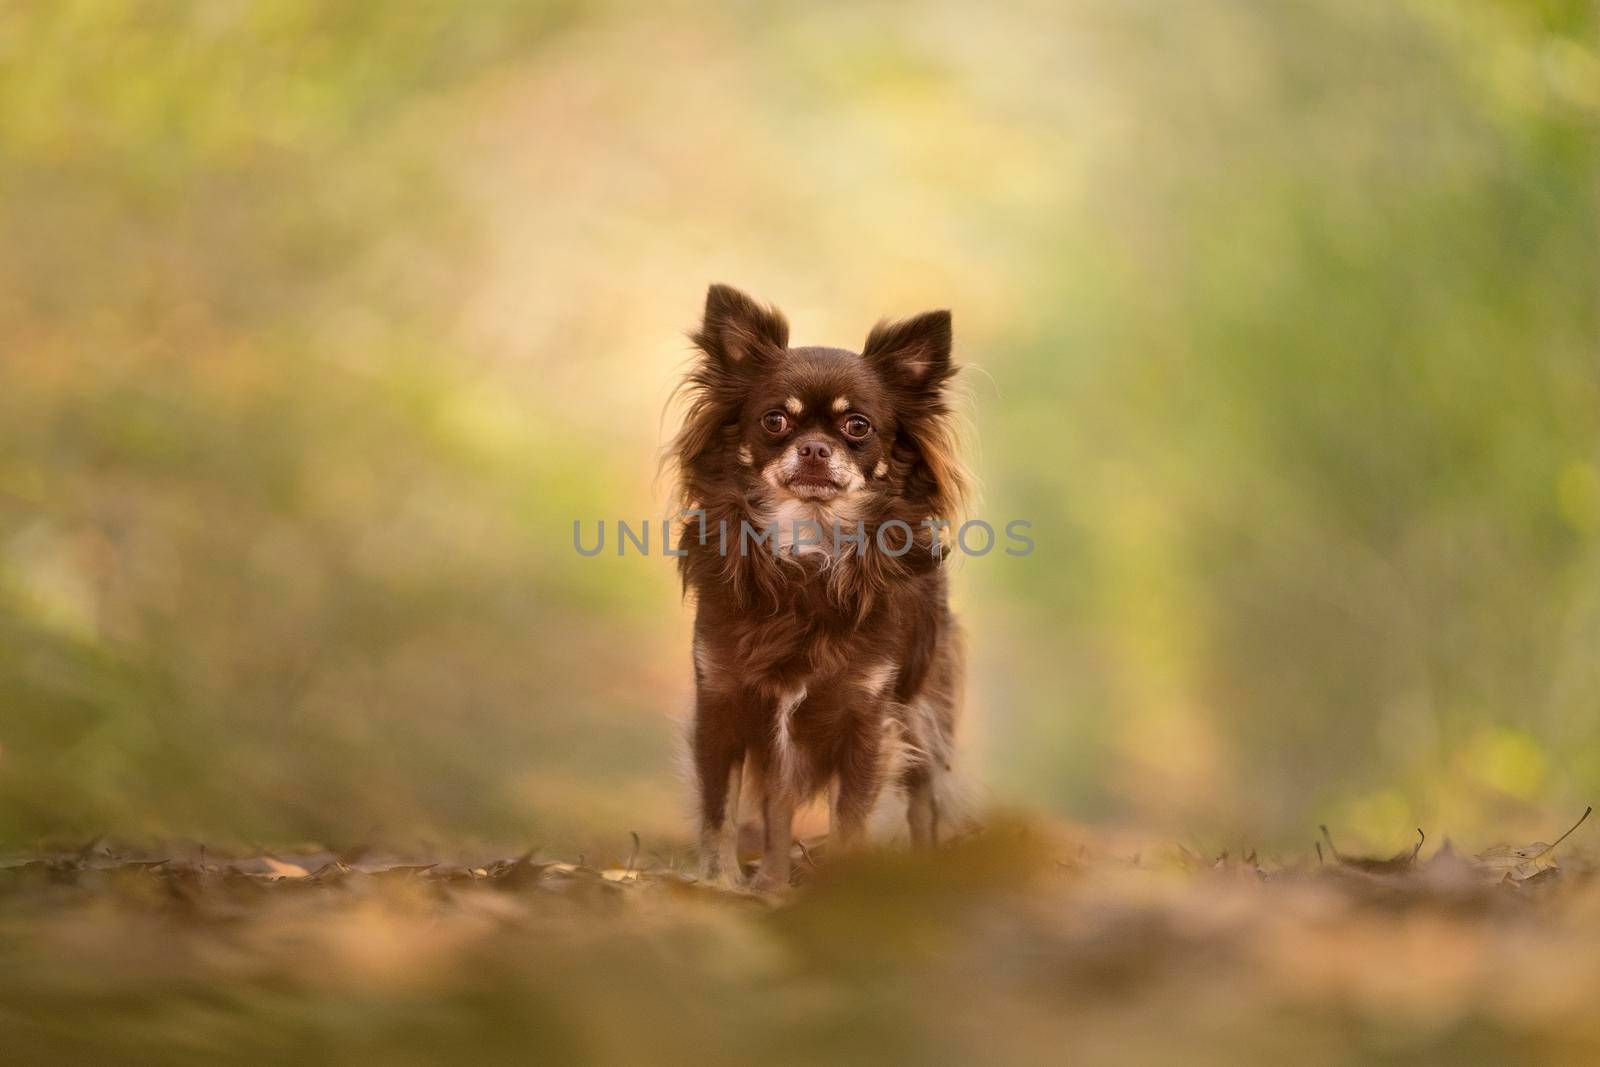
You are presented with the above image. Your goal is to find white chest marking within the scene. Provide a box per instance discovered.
[773,685,808,785]
[859,660,896,699]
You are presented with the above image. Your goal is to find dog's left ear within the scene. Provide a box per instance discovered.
[862,309,969,517]
[862,310,953,391]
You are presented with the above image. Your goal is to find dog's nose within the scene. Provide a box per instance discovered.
[797,440,832,461]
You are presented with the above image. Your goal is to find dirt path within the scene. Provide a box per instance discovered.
[5,821,1600,1064]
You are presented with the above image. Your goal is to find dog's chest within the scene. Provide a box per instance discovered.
[749,596,863,680]
[761,498,863,557]
[739,606,900,713]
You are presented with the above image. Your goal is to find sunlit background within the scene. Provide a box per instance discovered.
[3,0,1597,857]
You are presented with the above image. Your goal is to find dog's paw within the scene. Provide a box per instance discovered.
[696,858,744,890]
[749,874,789,896]
[749,858,794,895]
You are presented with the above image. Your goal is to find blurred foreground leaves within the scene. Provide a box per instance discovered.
[8,819,1600,1064]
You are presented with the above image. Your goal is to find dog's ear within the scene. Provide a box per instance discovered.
[863,309,969,518]
[692,284,789,371]
[862,310,953,392]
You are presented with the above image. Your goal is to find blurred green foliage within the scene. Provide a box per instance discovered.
[1,0,1597,851]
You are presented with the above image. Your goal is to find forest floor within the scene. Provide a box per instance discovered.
[5,814,1600,1065]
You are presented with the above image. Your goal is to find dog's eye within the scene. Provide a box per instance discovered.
[761,411,789,435]
[841,414,872,439]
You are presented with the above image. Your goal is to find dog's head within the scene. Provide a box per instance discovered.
[673,284,968,520]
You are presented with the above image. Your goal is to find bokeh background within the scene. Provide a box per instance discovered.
[3,0,1597,856]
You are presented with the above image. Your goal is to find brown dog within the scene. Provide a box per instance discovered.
[670,284,969,889]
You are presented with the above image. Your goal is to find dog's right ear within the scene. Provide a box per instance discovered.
[692,284,789,371]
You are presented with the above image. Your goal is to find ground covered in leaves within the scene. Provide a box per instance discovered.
[5,817,1600,1065]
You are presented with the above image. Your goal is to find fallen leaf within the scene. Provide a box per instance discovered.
[363,864,438,881]
[1474,806,1592,882]
[262,856,311,879]
[1319,825,1425,874]
[310,861,352,883]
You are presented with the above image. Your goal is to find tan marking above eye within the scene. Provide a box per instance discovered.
[873,459,888,478]
[832,397,849,413]
[784,397,803,415]
[738,444,753,466]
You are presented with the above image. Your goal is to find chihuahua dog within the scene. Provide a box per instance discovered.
[671,284,970,889]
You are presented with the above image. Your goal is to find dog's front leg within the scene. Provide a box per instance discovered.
[754,786,796,892]
[693,691,745,886]
[830,713,886,852]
